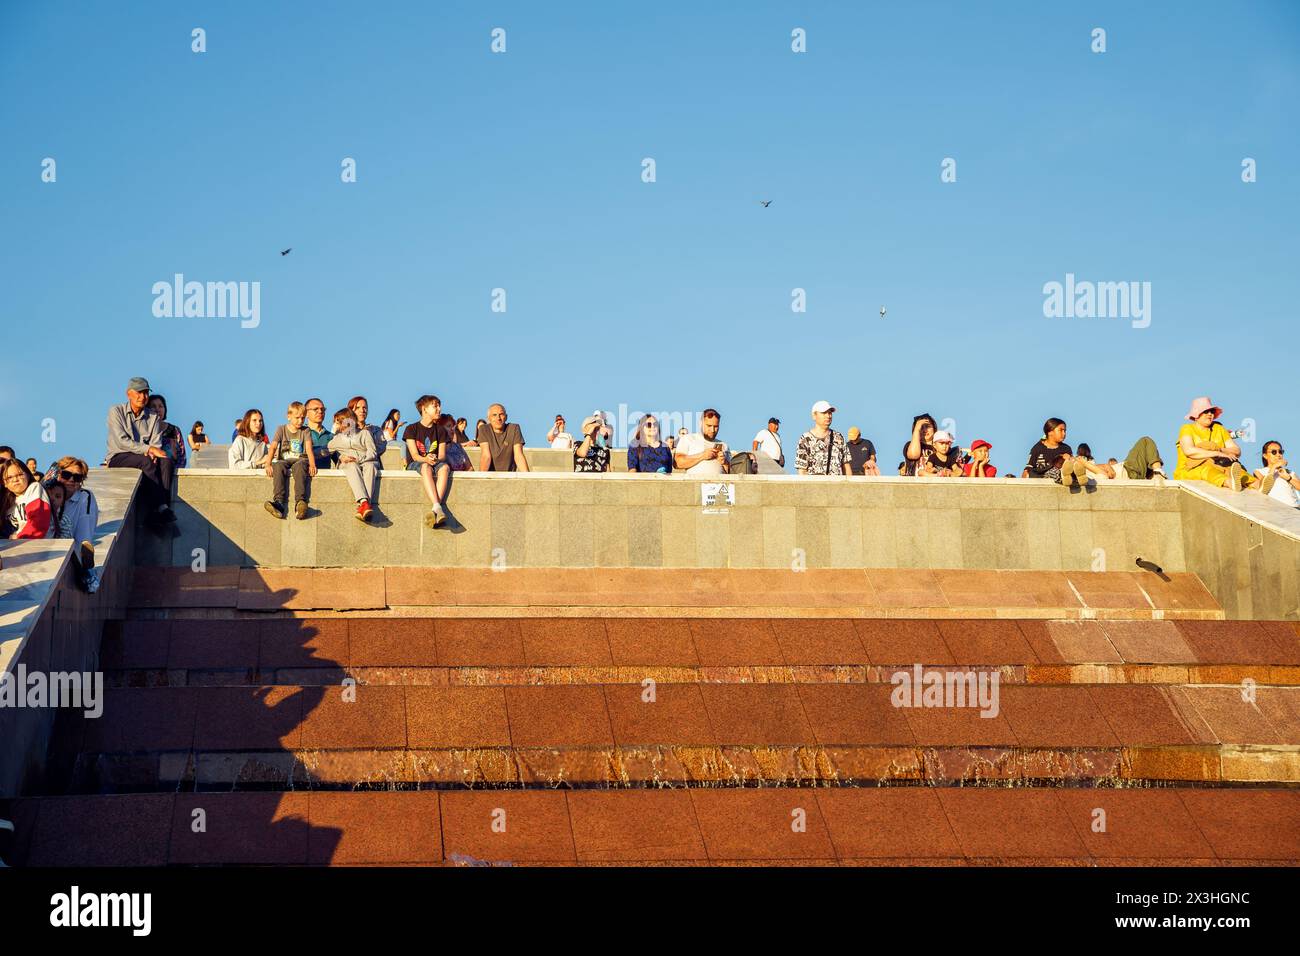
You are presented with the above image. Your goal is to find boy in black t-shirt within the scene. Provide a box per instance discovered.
[403,394,452,528]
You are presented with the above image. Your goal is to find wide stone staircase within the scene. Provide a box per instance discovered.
[10,567,1300,865]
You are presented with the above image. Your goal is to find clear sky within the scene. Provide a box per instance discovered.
[3,1,1297,473]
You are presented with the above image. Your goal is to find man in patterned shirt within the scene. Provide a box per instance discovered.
[795,401,851,476]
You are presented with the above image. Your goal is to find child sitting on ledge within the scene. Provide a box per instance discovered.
[328,408,380,523]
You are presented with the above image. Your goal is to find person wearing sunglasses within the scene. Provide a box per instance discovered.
[48,456,101,591]
[1255,441,1300,509]
[627,414,673,473]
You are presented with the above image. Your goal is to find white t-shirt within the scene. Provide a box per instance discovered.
[676,432,730,475]
[753,429,783,462]
[550,432,574,451]
[1255,469,1300,509]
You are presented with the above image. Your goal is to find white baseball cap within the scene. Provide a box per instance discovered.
[933,430,955,443]
[811,400,836,414]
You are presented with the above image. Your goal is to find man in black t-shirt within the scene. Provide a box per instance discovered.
[845,427,878,475]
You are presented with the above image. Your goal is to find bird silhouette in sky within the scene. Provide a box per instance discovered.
[280,248,292,256]
[879,306,887,319]
[758,200,772,207]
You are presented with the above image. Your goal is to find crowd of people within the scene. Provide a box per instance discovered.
[4,384,1298,583]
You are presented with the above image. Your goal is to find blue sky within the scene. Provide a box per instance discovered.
[2,1,1297,472]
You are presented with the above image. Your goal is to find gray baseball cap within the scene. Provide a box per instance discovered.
[127,376,151,392]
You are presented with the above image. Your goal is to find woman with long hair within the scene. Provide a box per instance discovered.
[188,420,211,453]
[1024,417,1088,487]
[228,408,271,469]
[346,396,387,454]
[627,414,673,473]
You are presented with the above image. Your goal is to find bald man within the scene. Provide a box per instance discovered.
[476,404,530,472]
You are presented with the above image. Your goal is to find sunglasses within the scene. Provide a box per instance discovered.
[644,421,658,428]
[1266,448,1285,455]
[60,470,86,482]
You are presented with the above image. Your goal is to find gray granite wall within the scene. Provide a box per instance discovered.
[138,471,1189,575]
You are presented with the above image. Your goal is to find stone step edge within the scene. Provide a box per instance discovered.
[102,663,1300,687]
[68,743,1300,790]
[127,605,1229,621]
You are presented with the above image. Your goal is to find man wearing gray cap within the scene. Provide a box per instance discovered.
[106,376,176,526]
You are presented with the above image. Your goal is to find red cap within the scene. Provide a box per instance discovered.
[970,439,992,451]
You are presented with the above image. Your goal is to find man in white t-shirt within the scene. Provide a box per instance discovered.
[674,408,731,475]
[547,415,574,451]
[752,417,784,468]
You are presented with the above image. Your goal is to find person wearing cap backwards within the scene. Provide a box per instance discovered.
[961,439,997,478]
[844,427,878,475]
[752,417,785,468]
[795,401,851,476]
[1174,396,1254,491]
[105,376,176,527]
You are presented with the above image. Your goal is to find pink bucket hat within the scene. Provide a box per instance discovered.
[1186,396,1223,421]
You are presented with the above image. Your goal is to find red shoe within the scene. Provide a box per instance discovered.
[356,501,373,522]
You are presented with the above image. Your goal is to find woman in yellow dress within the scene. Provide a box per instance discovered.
[1173,396,1253,491]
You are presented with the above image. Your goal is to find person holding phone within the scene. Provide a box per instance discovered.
[674,409,730,475]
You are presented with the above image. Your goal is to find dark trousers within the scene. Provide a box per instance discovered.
[272,458,311,504]
[107,451,175,512]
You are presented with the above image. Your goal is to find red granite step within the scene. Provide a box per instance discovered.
[13,787,1299,866]
[101,617,1300,686]
[63,681,1300,790]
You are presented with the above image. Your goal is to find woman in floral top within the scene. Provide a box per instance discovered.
[573,414,611,473]
[627,414,673,473]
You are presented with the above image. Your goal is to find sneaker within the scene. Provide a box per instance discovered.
[1061,464,1077,488]
[78,540,95,573]
[1073,458,1090,485]
[295,499,309,520]
[1226,462,1244,492]
[265,500,286,519]
[355,501,373,522]
[424,509,446,529]
[1259,470,1277,497]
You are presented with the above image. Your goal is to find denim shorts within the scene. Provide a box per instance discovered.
[407,459,450,472]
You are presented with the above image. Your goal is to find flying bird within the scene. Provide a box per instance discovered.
[280,248,292,256]
[758,200,772,207]
[879,306,887,319]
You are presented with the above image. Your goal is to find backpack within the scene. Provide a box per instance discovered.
[730,452,757,475]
